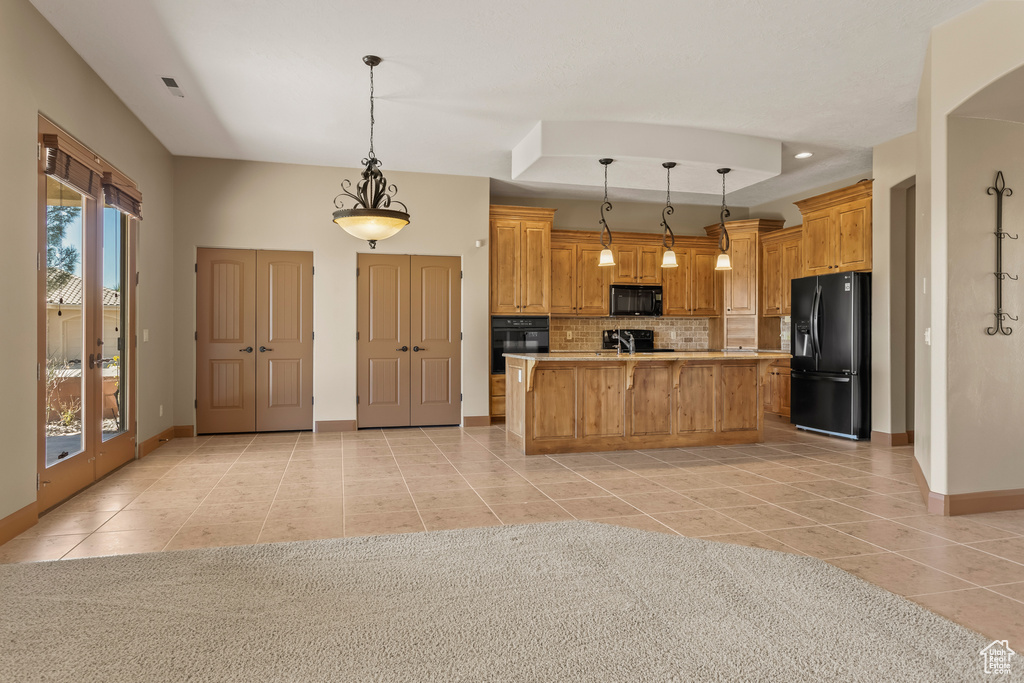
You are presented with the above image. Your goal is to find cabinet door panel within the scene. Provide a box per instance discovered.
[611,245,637,284]
[725,233,757,314]
[836,198,871,272]
[692,249,721,316]
[577,246,610,316]
[662,248,692,316]
[490,219,520,313]
[637,246,663,284]
[676,364,716,433]
[519,220,550,314]
[720,363,759,432]
[549,243,576,315]
[781,238,802,316]
[802,210,833,275]
[724,315,756,350]
[762,242,782,316]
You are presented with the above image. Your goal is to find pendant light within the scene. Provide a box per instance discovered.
[715,167,733,271]
[597,158,615,267]
[332,55,409,249]
[660,162,678,268]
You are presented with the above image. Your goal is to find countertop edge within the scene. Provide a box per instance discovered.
[503,352,793,361]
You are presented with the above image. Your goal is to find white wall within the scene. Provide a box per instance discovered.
[172,158,490,428]
[871,133,917,437]
[946,116,1024,494]
[0,0,174,520]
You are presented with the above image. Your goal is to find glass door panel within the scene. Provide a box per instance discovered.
[44,176,87,467]
[101,207,127,442]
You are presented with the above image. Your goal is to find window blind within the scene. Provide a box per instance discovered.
[102,171,143,219]
[42,133,102,199]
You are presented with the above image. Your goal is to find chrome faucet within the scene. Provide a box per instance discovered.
[612,330,635,356]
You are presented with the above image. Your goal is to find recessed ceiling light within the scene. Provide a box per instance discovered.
[794,152,813,159]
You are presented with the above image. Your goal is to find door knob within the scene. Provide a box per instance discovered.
[396,346,409,352]
[259,346,273,352]
[239,346,253,353]
[412,346,427,352]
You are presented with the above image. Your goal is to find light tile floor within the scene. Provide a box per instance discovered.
[4,419,1024,645]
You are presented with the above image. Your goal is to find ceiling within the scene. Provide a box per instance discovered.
[30,0,985,206]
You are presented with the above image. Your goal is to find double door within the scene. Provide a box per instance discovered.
[196,248,313,434]
[357,254,462,428]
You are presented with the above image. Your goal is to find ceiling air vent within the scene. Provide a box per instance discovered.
[161,77,184,98]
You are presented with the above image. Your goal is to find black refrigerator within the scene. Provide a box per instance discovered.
[790,272,871,440]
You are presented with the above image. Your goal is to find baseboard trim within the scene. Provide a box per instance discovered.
[907,430,915,444]
[870,430,910,447]
[463,416,491,427]
[315,420,357,432]
[910,456,1024,515]
[139,427,175,458]
[173,425,194,438]
[0,502,38,545]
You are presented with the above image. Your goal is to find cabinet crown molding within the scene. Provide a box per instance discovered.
[490,204,558,220]
[794,180,873,213]
[703,218,785,239]
[551,228,716,247]
[759,225,803,245]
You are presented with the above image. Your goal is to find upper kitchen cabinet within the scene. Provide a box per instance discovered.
[550,238,610,317]
[489,205,555,314]
[760,226,803,317]
[612,245,663,285]
[662,246,722,317]
[795,181,872,275]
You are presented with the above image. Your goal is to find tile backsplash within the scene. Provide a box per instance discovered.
[549,317,710,352]
[780,315,791,352]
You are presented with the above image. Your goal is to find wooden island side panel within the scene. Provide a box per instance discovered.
[506,356,777,455]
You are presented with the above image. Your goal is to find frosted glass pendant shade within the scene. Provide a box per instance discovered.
[598,248,615,267]
[333,209,410,242]
[661,249,677,268]
[715,253,732,270]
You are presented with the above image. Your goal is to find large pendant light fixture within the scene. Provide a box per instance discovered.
[332,55,409,249]
[597,158,616,267]
[715,167,733,271]
[660,162,678,268]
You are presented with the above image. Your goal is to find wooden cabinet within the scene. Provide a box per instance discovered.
[663,247,721,317]
[724,231,757,314]
[764,358,791,417]
[612,245,662,284]
[489,206,555,314]
[490,374,506,419]
[795,182,872,275]
[549,241,610,317]
[760,227,803,317]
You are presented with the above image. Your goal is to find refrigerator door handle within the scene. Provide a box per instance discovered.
[791,371,850,383]
[810,286,821,360]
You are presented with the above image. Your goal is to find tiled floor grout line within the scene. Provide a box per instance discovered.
[383,430,430,534]
[255,439,301,542]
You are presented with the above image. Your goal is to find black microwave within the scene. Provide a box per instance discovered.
[609,285,662,317]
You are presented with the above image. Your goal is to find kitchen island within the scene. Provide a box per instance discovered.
[504,351,791,455]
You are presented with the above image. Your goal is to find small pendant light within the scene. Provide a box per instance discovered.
[660,162,678,268]
[597,158,615,267]
[715,167,733,271]
[332,55,410,249]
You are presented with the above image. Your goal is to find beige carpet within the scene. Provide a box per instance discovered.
[0,522,1007,682]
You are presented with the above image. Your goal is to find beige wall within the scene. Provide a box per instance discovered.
[493,196,744,236]
[946,116,1024,493]
[870,133,917,437]
[0,0,174,520]
[746,174,870,227]
[173,158,490,428]
[916,0,1024,494]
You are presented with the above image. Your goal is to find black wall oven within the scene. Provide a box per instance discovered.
[491,316,549,374]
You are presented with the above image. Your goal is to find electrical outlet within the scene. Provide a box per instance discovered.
[143,329,150,342]
[566,331,573,340]
[924,328,931,346]
[159,405,164,417]
[672,331,678,340]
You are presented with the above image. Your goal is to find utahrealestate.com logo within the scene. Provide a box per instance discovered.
[980,640,1015,675]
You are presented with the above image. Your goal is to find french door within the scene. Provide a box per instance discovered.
[196,248,314,434]
[356,254,462,428]
[37,118,138,511]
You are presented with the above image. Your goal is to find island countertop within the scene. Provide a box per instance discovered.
[503,351,792,361]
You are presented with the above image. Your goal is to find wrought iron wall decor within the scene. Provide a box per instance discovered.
[986,170,1018,336]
